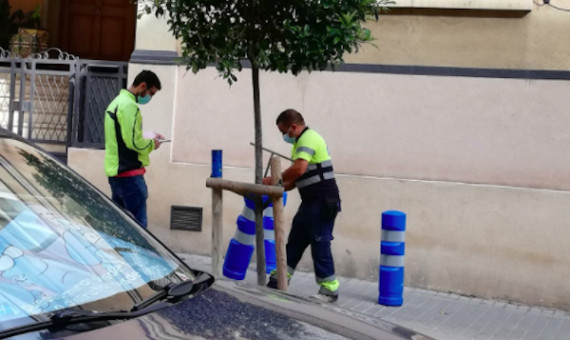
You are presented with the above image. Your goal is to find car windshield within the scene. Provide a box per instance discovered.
[0,137,196,330]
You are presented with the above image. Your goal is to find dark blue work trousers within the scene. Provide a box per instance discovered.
[286,198,339,282]
[108,175,148,228]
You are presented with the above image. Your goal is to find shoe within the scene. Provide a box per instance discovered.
[266,276,278,289]
[266,275,291,289]
[267,270,292,289]
[310,286,339,303]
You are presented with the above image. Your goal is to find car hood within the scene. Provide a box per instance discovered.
[9,280,432,340]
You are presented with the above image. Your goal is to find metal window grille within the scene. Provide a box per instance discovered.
[170,206,203,232]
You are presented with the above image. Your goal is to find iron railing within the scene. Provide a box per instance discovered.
[73,61,128,148]
[0,47,127,153]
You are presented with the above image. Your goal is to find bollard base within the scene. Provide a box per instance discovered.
[223,267,247,281]
[222,239,254,281]
[378,296,403,306]
[378,265,404,307]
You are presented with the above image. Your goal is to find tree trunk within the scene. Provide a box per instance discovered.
[251,62,266,285]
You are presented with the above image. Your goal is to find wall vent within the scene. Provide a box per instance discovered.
[170,206,202,231]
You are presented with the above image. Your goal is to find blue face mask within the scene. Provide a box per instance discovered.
[137,94,152,105]
[282,127,296,144]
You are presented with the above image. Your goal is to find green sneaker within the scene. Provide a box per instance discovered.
[309,286,339,303]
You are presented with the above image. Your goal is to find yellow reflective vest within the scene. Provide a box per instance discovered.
[291,127,339,201]
[104,89,154,177]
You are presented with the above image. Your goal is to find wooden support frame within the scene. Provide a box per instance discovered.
[205,156,288,290]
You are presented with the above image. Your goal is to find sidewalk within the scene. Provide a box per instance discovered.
[178,253,570,340]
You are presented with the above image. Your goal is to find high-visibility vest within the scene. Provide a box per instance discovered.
[291,127,339,200]
[104,89,154,177]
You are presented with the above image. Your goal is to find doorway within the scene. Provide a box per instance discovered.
[58,0,136,61]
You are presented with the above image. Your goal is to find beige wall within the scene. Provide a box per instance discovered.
[173,68,570,191]
[67,3,570,310]
[70,66,570,310]
[387,0,532,10]
[347,2,570,71]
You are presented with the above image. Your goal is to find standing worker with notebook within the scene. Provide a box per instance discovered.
[104,70,164,228]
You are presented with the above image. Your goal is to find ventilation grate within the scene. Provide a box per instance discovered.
[170,206,202,231]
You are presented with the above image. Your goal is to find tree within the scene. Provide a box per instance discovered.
[141,0,392,282]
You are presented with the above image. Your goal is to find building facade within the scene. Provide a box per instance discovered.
[68,1,570,310]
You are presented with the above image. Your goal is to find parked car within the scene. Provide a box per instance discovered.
[0,128,430,340]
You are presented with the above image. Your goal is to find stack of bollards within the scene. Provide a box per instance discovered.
[223,193,287,279]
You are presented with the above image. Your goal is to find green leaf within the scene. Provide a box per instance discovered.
[363,28,371,41]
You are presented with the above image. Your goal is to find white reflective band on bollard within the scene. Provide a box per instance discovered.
[263,207,273,218]
[233,230,255,246]
[381,230,405,243]
[242,206,255,222]
[380,255,405,267]
[263,229,275,240]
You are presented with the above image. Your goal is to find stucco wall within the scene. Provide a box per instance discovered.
[69,64,570,310]
[171,67,570,191]
[346,3,570,71]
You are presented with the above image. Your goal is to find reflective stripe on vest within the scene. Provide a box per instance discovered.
[296,160,335,189]
[296,146,315,156]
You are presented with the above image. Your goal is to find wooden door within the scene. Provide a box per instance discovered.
[59,0,136,61]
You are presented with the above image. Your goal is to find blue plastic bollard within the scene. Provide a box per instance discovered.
[222,205,256,280]
[262,192,287,274]
[211,149,222,178]
[378,210,406,306]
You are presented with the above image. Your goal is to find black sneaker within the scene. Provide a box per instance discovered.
[266,276,278,289]
[310,286,339,303]
[267,275,291,289]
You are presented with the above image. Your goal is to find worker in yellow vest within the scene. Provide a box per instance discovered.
[263,108,341,302]
[104,70,164,228]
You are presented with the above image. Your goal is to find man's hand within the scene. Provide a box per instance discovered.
[263,177,284,186]
[153,133,164,149]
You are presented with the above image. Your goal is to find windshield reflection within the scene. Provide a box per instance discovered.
[0,138,194,329]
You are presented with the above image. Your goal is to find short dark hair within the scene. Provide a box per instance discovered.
[276,109,305,126]
[132,70,162,90]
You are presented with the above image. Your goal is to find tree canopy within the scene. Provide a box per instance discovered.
[142,0,391,84]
